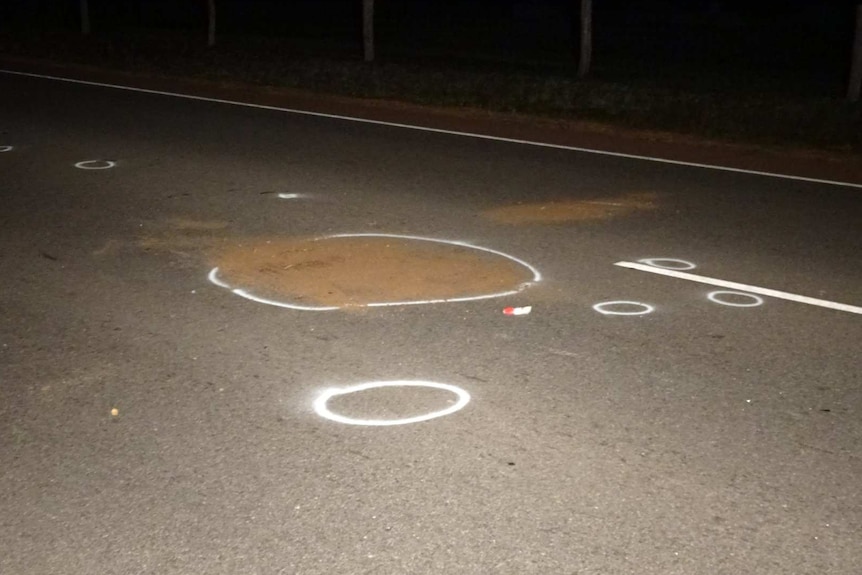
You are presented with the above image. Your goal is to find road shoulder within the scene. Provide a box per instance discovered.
[3,55,861,187]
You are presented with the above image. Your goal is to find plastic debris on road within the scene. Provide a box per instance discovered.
[503,306,532,316]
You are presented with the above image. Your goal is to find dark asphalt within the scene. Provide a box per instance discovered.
[1,70,860,575]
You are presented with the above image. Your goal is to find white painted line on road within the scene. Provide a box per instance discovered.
[707,290,764,308]
[313,380,471,426]
[3,69,861,189]
[0,145,13,152]
[616,261,862,315]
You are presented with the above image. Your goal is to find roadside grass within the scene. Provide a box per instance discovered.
[1,27,860,153]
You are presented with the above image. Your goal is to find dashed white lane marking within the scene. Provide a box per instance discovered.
[3,69,861,189]
[313,380,471,426]
[615,261,862,315]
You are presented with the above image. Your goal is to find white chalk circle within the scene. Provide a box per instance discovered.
[313,380,471,426]
[707,290,764,308]
[638,258,696,271]
[0,145,13,152]
[208,233,542,311]
[593,300,655,316]
[74,160,116,170]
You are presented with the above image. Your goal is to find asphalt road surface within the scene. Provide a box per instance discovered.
[1,70,860,575]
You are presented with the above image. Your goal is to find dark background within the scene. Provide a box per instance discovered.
[2,0,860,147]
[2,1,857,96]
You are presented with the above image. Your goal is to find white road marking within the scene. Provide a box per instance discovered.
[616,261,862,315]
[74,159,116,170]
[3,69,861,189]
[0,145,13,152]
[707,290,764,308]
[592,300,655,316]
[313,380,471,426]
[637,257,697,271]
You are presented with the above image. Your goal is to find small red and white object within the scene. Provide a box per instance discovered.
[503,306,532,316]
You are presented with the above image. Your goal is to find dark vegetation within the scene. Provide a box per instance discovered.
[1,0,860,152]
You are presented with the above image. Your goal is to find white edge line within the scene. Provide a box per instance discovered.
[3,69,861,190]
[615,261,862,315]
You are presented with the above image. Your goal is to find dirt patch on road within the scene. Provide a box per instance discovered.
[136,219,538,308]
[211,235,535,308]
[484,192,657,225]
[137,217,229,251]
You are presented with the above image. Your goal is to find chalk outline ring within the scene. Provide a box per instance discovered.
[313,380,471,426]
[75,160,116,170]
[707,290,764,308]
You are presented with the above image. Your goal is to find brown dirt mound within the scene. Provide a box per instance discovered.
[211,235,535,307]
